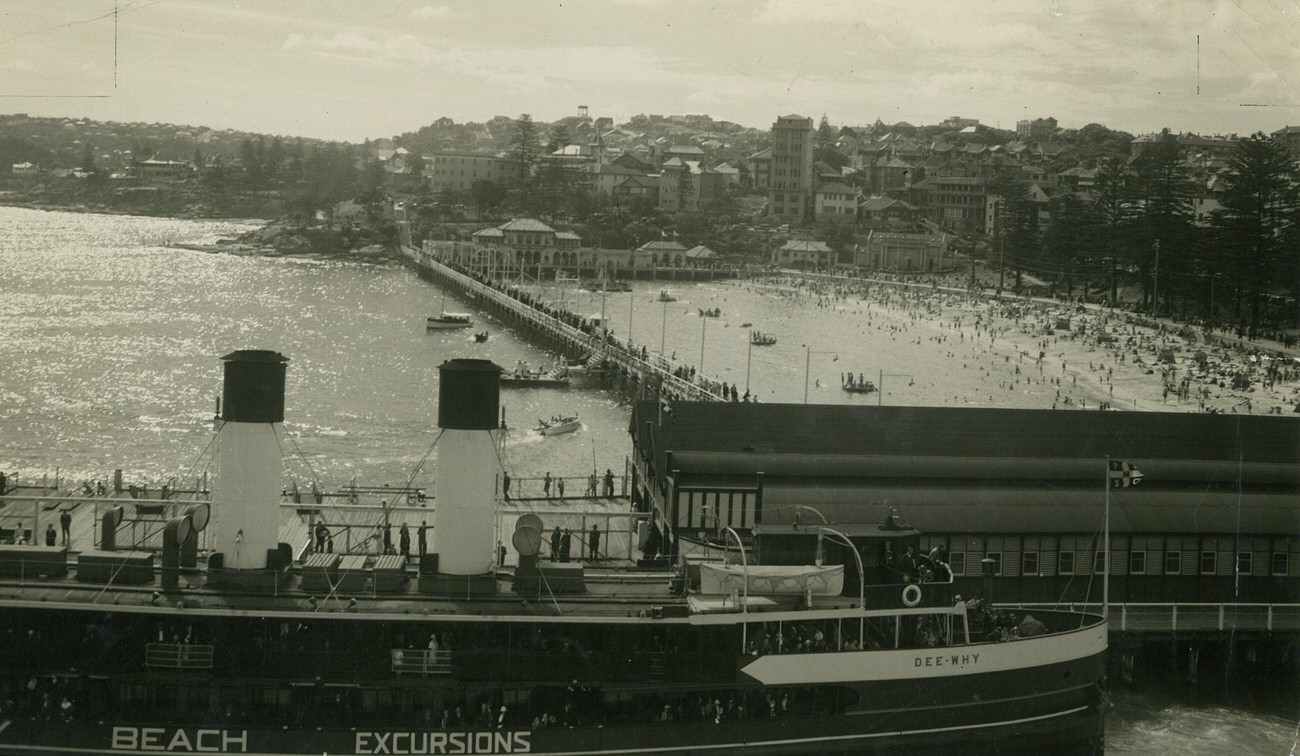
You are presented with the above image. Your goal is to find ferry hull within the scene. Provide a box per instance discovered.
[0,702,1102,756]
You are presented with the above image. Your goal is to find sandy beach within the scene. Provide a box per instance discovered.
[742,274,1300,417]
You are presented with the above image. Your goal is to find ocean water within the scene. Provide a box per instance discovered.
[0,206,1293,752]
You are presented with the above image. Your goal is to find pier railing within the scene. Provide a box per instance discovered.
[404,245,726,402]
[1011,601,1300,636]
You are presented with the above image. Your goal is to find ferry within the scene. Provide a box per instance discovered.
[0,352,1108,755]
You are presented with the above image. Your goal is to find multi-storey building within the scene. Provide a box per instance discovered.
[1273,125,1300,162]
[814,182,860,224]
[914,175,988,233]
[768,114,815,222]
[425,152,513,195]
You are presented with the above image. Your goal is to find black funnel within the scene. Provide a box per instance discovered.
[220,350,289,423]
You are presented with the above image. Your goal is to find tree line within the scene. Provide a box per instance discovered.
[988,130,1297,338]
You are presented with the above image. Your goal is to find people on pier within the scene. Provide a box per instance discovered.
[59,510,71,545]
[418,521,428,557]
[399,523,411,559]
[502,472,511,501]
[559,529,572,562]
[45,524,56,546]
[544,472,553,499]
[550,528,561,562]
[588,524,600,561]
[603,469,615,497]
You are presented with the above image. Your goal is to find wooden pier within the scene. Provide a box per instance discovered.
[399,243,727,403]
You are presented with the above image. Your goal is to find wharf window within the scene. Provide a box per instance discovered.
[948,552,966,576]
[1130,551,1146,575]
[1094,551,1106,574]
[1058,550,1075,575]
[1272,552,1290,576]
[1021,552,1039,576]
[1236,552,1253,576]
[1164,551,1182,575]
[1200,551,1217,575]
[986,552,1003,576]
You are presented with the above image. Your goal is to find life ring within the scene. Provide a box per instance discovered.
[901,583,923,607]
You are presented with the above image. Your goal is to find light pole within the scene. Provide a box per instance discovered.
[722,526,748,648]
[1152,238,1160,316]
[699,315,708,376]
[745,331,753,395]
[877,370,914,407]
[818,526,865,644]
[804,346,838,404]
[661,299,668,354]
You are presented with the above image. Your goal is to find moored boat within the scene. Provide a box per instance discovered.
[751,330,777,346]
[427,312,472,329]
[499,361,571,389]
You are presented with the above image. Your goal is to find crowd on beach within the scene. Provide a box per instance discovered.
[448,259,1297,415]
[741,272,1299,416]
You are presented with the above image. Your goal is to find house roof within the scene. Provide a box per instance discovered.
[816,182,857,195]
[684,245,717,259]
[617,175,659,189]
[473,227,506,238]
[637,240,688,252]
[779,240,834,252]
[498,218,556,233]
[555,231,582,240]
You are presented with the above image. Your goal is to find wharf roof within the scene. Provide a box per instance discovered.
[629,402,1300,534]
[631,402,1299,464]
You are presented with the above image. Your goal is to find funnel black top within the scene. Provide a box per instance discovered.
[220,350,289,423]
[438,359,501,430]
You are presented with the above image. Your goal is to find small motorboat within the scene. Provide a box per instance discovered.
[534,414,581,436]
[473,330,489,343]
[699,307,721,318]
[750,331,777,346]
[657,290,677,302]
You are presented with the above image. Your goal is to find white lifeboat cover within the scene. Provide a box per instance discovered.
[699,563,844,596]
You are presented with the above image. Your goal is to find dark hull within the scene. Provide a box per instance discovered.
[0,706,1102,756]
[0,651,1105,755]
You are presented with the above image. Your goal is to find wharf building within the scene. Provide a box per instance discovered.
[628,401,1300,682]
[423,218,730,280]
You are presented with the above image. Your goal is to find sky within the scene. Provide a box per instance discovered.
[0,0,1296,142]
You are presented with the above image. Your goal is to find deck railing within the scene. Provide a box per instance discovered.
[145,642,215,670]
